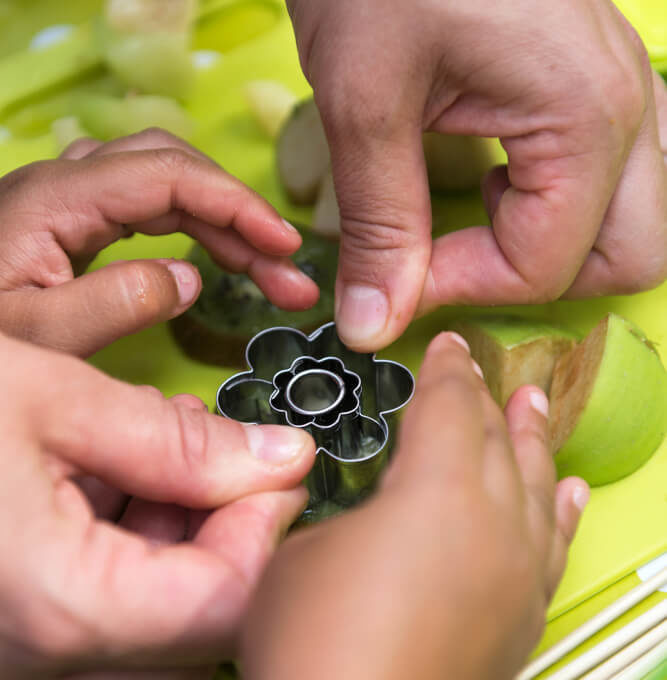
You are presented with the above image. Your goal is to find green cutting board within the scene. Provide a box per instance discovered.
[0,0,665,630]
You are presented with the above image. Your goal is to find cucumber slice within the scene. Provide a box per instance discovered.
[549,314,667,485]
[450,315,578,406]
[170,227,338,367]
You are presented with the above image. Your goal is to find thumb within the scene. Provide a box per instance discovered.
[18,339,317,508]
[320,104,432,352]
[0,259,200,357]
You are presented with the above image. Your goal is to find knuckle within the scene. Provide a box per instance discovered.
[171,404,212,478]
[60,137,96,159]
[616,257,667,293]
[518,273,568,304]
[150,146,196,175]
[599,57,646,133]
[134,126,181,147]
[340,218,426,268]
[603,230,667,293]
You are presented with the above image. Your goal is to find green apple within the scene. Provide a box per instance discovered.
[549,314,667,485]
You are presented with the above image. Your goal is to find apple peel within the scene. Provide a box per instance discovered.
[549,314,667,486]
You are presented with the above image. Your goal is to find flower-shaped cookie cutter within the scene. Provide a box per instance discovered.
[216,322,414,519]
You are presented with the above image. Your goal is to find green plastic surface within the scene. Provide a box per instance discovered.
[0,0,665,649]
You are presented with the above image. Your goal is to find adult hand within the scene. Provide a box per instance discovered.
[0,331,315,678]
[242,333,589,680]
[287,0,667,351]
[0,128,318,357]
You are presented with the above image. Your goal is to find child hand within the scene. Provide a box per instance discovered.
[242,333,589,680]
[0,331,315,678]
[0,129,318,357]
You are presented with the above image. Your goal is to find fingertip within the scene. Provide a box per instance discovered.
[244,424,316,469]
[250,257,321,310]
[506,385,549,422]
[571,480,590,513]
[161,259,202,309]
[555,477,590,544]
[527,388,550,419]
[335,283,390,352]
[59,136,103,160]
[424,331,471,359]
[169,393,209,411]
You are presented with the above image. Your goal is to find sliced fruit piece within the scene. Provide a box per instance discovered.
[170,227,338,367]
[74,93,193,140]
[549,314,667,486]
[103,32,195,100]
[51,116,90,151]
[312,168,341,239]
[244,79,298,139]
[2,75,123,138]
[450,315,579,407]
[276,98,330,204]
[0,24,101,116]
[423,133,501,192]
[105,0,197,34]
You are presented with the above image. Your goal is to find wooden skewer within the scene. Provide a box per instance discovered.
[542,601,667,680]
[516,566,667,680]
[609,638,667,680]
[579,620,667,680]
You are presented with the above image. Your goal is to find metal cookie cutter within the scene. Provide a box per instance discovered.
[216,322,415,521]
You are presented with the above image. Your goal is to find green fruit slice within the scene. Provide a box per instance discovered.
[102,32,195,100]
[170,227,338,367]
[312,168,340,239]
[244,79,298,139]
[0,24,101,116]
[276,98,330,205]
[423,133,502,193]
[105,0,197,34]
[549,314,667,486]
[74,93,193,140]
[450,315,578,407]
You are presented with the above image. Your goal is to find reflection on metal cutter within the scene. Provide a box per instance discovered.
[216,322,415,522]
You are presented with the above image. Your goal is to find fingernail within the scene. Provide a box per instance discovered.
[472,360,484,380]
[528,389,549,418]
[166,261,199,306]
[572,484,590,512]
[282,264,315,287]
[448,332,470,353]
[245,425,310,464]
[281,218,299,234]
[336,285,389,347]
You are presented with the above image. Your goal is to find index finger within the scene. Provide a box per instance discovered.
[383,332,486,490]
[2,147,301,262]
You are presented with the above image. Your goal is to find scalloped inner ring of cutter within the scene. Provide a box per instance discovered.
[285,368,346,416]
